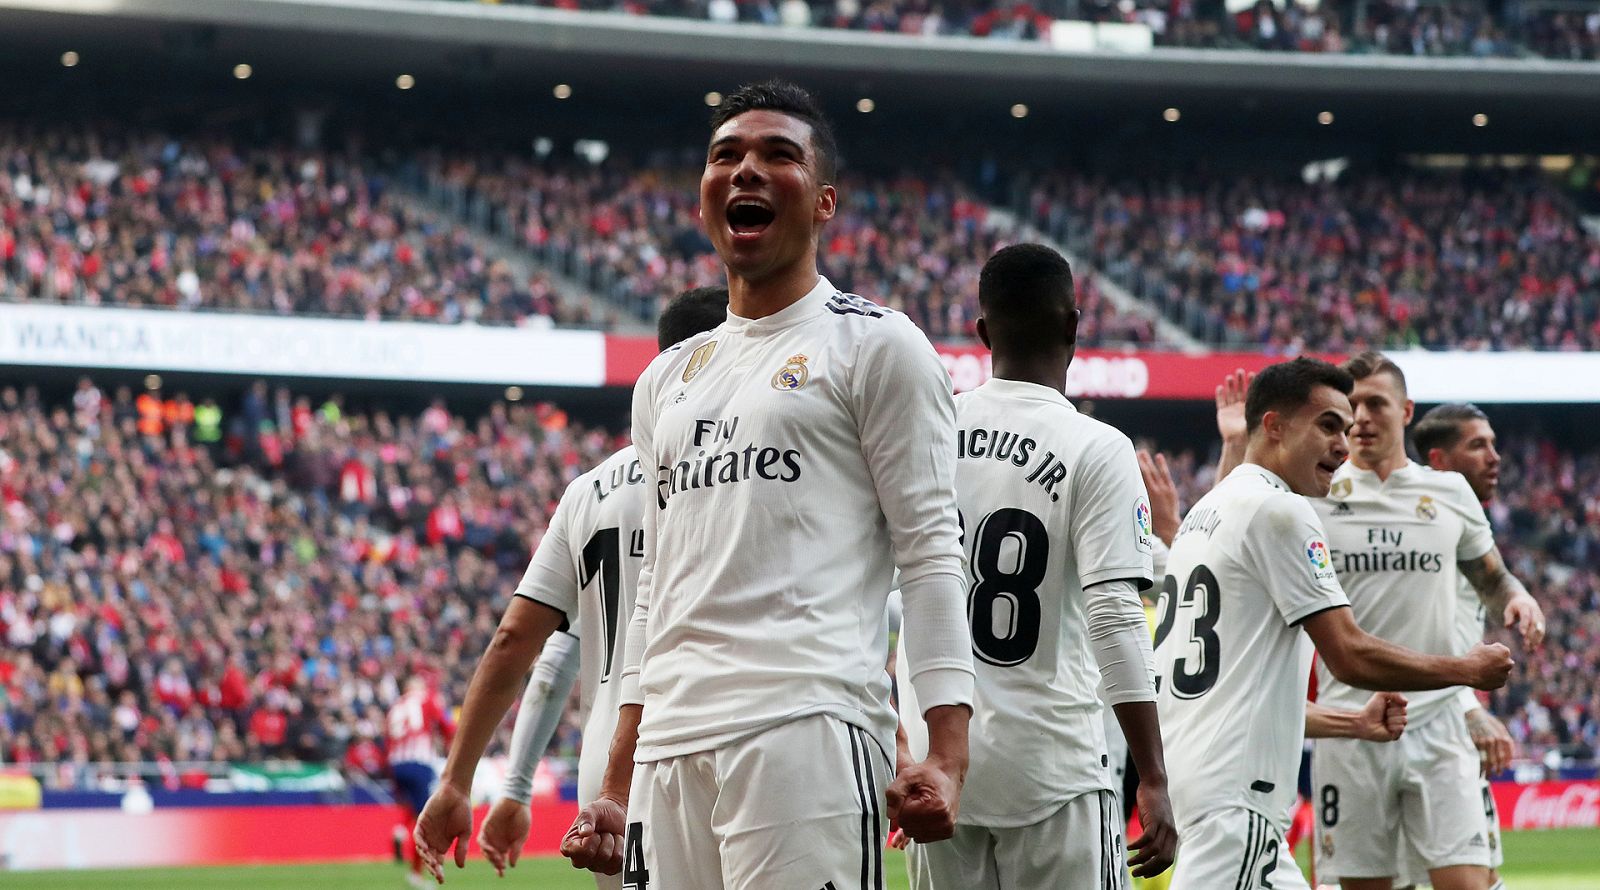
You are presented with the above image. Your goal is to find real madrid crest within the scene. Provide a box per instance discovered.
[1416,494,1438,521]
[772,354,809,391]
[682,341,718,384]
[1321,832,1335,859]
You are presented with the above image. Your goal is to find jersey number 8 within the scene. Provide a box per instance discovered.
[963,507,1049,666]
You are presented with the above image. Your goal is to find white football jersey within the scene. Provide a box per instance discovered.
[620,277,972,763]
[941,378,1155,826]
[513,445,648,780]
[1312,462,1494,723]
[1156,464,1350,826]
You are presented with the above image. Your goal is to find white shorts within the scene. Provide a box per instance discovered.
[1169,806,1307,890]
[907,789,1127,890]
[622,714,891,890]
[1396,775,1503,887]
[1311,713,1490,883]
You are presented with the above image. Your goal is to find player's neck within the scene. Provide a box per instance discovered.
[990,356,1069,396]
[726,264,820,321]
[1352,450,1407,480]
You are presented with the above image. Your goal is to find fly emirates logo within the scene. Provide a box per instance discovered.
[1331,527,1445,575]
[656,416,802,508]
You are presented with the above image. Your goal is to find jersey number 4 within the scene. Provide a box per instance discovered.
[1153,564,1222,698]
[962,507,1049,666]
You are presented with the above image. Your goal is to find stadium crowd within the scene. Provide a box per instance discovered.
[1025,167,1600,351]
[0,378,1593,785]
[0,127,603,328]
[0,378,613,787]
[448,0,1597,60]
[424,154,1160,344]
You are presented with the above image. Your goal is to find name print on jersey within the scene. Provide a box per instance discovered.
[656,414,803,507]
[956,426,1073,502]
[593,458,646,502]
[1329,527,1446,575]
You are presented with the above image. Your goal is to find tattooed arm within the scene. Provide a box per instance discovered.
[1459,546,1545,649]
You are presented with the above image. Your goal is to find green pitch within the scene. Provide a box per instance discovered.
[8,829,1599,889]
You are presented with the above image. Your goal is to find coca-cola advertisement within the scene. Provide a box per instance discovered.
[1495,780,1600,830]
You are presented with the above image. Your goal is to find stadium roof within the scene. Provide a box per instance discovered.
[3,0,1599,154]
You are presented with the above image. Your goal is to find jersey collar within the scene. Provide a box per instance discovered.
[722,275,835,333]
[1231,462,1292,492]
[1339,459,1418,486]
[977,377,1076,410]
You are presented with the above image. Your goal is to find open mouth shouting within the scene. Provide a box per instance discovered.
[726,196,776,242]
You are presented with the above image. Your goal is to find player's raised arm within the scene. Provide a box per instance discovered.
[854,317,975,843]
[1302,605,1512,692]
[1213,368,1253,483]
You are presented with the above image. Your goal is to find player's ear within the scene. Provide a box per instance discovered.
[975,315,992,350]
[1260,409,1284,443]
[1064,308,1080,347]
[1402,398,1415,426]
[814,183,837,224]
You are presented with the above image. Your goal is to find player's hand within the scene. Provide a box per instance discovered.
[1137,450,1181,547]
[886,758,963,843]
[1356,692,1409,742]
[1503,592,1546,649]
[478,797,531,877]
[1214,368,1254,444]
[1462,642,1513,690]
[1466,708,1515,777]
[1129,780,1178,878]
[888,826,910,850]
[560,793,627,875]
[414,781,473,884]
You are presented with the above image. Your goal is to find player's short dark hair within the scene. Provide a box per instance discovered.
[978,243,1076,351]
[710,80,839,182]
[658,286,728,351]
[1342,350,1407,396]
[1245,357,1355,434]
[1412,402,1491,456]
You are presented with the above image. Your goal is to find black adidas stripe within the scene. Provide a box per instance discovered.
[1232,812,1258,890]
[854,728,884,890]
[847,727,870,890]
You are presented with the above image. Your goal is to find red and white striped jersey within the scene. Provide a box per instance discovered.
[386,688,455,765]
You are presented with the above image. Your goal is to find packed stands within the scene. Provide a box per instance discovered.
[1023,167,1600,351]
[0,378,1593,786]
[422,155,1160,344]
[0,127,604,329]
[0,378,615,788]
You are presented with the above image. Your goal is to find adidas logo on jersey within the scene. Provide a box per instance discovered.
[1332,502,1353,515]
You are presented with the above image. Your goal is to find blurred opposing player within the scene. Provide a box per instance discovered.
[563,80,976,888]
[1388,403,1520,890]
[1156,358,1513,890]
[389,676,456,885]
[899,244,1177,889]
[469,287,730,885]
[410,288,729,884]
[1310,355,1543,890]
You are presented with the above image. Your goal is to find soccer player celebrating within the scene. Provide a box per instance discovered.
[1308,354,1542,890]
[408,288,730,885]
[898,243,1177,888]
[1353,399,1531,890]
[562,80,975,889]
[1155,358,1512,890]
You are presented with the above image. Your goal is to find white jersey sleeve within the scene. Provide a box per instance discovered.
[618,354,665,709]
[502,630,580,804]
[1242,494,1349,627]
[1446,472,1496,563]
[854,317,973,713]
[513,476,583,616]
[1071,437,1156,590]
